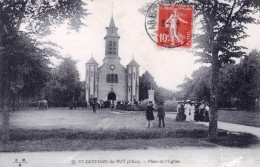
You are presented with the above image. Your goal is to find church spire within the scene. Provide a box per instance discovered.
[105,15,119,38]
[109,15,116,27]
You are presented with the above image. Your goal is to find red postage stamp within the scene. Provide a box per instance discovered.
[157,5,193,48]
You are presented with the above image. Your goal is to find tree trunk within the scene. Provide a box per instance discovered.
[1,102,10,151]
[2,106,9,143]
[209,51,220,141]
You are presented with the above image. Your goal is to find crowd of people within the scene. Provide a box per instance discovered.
[69,98,210,127]
[145,100,210,128]
[176,100,210,122]
[91,100,141,110]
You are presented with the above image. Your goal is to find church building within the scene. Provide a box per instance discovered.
[85,16,140,103]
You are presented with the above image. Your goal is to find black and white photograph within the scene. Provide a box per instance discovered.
[0,0,260,166]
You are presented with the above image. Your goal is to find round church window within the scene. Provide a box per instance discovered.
[110,65,115,70]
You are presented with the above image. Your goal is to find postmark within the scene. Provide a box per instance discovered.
[145,0,193,48]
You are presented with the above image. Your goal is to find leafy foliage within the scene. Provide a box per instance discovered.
[177,50,260,110]
[0,0,87,108]
[0,0,87,144]
[139,71,174,102]
[177,66,211,101]
[193,0,260,65]
[0,32,52,108]
[44,57,82,106]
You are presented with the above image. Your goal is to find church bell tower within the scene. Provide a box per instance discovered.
[104,15,120,63]
[127,58,140,103]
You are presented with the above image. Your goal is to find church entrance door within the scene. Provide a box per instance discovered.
[107,92,116,101]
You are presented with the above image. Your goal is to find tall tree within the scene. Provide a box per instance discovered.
[46,57,81,106]
[0,0,87,145]
[193,0,260,140]
[139,71,156,100]
[139,0,260,140]
[234,50,260,110]
[177,66,211,101]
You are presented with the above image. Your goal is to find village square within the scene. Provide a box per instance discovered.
[0,0,260,167]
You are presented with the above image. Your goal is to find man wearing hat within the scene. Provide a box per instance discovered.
[157,101,165,128]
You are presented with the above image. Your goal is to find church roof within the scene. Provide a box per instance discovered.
[127,59,139,66]
[109,15,116,27]
[86,57,98,64]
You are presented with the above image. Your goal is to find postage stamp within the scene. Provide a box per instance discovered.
[145,1,193,48]
[157,5,193,48]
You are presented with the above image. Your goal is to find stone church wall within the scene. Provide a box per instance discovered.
[97,60,128,101]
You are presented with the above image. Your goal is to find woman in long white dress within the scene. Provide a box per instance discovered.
[190,102,195,121]
[184,100,191,121]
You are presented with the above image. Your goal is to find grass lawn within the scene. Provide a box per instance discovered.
[218,110,260,127]
[0,108,259,152]
[2,107,208,131]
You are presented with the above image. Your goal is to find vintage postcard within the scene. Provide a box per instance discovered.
[0,0,260,167]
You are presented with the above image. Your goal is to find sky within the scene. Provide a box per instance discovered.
[46,0,260,91]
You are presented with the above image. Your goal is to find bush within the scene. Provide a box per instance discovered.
[10,128,208,141]
[138,99,149,111]
[164,99,178,112]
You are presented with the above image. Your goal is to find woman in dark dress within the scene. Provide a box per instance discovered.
[176,101,185,121]
[204,103,210,122]
[194,102,201,121]
[199,102,206,122]
[146,101,155,127]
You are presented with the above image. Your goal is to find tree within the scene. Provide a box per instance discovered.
[139,71,156,100]
[178,50,260,110]
[0,0,87,146]
[177,66,211,101]
[45,57,81,106]
[234,50,260,110]
[139,71,174,102]
[192,0,260,140]
[141,0,260,140]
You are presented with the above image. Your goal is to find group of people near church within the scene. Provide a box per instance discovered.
[144,100,211,128]
[175,100,210,122]
[94,100,140,110]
